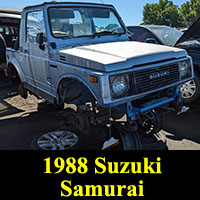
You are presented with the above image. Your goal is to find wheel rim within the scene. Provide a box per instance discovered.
[181,80,196,99]
[37,131,79,150]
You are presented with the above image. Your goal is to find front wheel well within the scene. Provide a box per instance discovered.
[57,78,96,105]
[7,63,21,83]
[193,64,200,76]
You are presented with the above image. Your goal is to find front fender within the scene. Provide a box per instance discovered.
[56,74,100,104]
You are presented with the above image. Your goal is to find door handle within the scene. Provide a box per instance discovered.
[50,64,57,68]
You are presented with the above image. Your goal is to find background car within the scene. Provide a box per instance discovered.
[0,6,21,86]
[128,18,200,104]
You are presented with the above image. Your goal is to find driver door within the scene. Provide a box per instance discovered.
[25,10,51,94]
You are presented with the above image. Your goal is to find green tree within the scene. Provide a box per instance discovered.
[142,0,184,27]
[180,0,200,26]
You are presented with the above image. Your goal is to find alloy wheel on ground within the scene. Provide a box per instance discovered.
[36,130,79,150]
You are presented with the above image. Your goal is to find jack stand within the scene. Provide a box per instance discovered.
[102,137,119,150]
[102,108,119,150]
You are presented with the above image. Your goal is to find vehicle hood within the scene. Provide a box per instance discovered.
[175,17,200,46]
[57,41,187,72]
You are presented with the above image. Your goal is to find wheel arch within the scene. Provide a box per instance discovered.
[56,75,99,105]
[6,60,25,83]
[193,63,200,75]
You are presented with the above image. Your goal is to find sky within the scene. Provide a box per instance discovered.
[0,0,189,25]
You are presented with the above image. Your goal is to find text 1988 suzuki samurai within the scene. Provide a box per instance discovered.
[6,2,193,150]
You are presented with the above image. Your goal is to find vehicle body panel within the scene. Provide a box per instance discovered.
[127,24,200,103]
[57,41,187,72]
[6,48,26,82]
[175,17,200,46]
[127,24,200,71]
[6,2,193,108]
[0,6,21,70]
[3,2,196,150]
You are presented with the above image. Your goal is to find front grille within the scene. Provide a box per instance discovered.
[133,64,180,94]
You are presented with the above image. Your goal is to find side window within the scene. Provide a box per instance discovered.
[0,26,3,33]
[26,10,46,43]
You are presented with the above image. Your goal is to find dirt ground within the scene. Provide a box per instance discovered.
[0,82,200,150]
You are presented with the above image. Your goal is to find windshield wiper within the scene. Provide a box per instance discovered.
[61,31,123,40]
[61,34,94,40]
[92,31,123,38]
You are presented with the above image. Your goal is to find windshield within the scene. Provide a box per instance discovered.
[147,26,183,46]
[48,7,125,39]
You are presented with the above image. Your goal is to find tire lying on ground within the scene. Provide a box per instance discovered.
[31,108,109,150]
[110,125,167,150]
[32,107,123,150]
[31,129,84,150]
[31,108,86,150]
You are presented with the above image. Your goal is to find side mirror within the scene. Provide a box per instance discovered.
[144,38,158,44]
[36,33,45,50]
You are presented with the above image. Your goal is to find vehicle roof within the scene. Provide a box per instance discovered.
[24,1,114,10]
[0,6,22,21]
[0,6,22,15]
[0,13,21,20]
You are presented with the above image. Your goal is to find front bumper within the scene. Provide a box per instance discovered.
[127,97,176,121]
[126,86,182,121]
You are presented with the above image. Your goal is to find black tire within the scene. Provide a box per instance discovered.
[112,125,167,150]
[181,72,200,104]
[137,109,163,135]
[139,132,168,150]
[18,83,28,99]
[98,125,142,150]
[0,71,12,88]
[120,130,142,150]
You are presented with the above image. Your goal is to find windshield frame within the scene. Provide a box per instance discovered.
[47,6,126,40]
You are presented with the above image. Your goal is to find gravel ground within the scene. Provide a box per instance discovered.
[0,83,200,150]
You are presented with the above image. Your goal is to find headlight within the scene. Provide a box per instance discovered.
[178,60,192,80]
[111,74,129,96]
